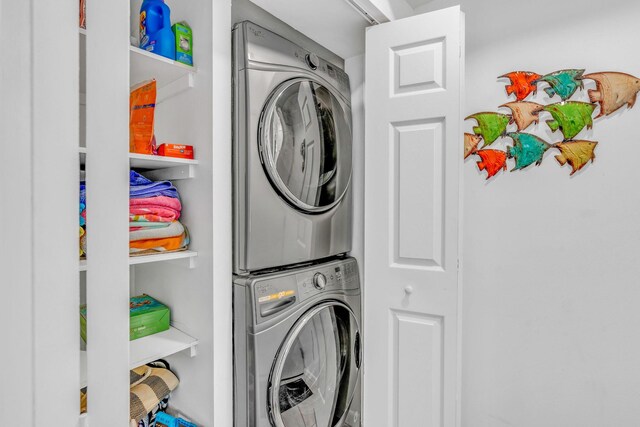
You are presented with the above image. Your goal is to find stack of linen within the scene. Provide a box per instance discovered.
[129,171,189,255]
[79,182,87,258]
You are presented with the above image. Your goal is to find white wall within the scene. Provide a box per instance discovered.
[416,1,640,425]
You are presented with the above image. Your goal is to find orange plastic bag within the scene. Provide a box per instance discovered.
[129,80,157,155]
[79,0,86,29]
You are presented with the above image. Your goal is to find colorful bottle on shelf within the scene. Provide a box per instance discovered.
[139,0,176,60]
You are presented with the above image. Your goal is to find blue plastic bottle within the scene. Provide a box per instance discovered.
[139,0,176,60]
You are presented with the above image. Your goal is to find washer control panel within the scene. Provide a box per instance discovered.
[296,258,359,302]
[247,258,359,323]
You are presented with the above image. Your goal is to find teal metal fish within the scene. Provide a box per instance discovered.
[543,101,596,141]
[537,69,585,101]
[506,132,552,170]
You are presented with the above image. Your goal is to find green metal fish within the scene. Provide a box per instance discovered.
[537,69,585,101]
[465,112,511,147]
[506,132,552,170]
[543,101,596,141]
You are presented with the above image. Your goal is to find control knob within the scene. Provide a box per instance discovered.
[313,272,327,290]
[305,53,319,70]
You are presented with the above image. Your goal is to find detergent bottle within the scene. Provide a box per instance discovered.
[139,0,176,60]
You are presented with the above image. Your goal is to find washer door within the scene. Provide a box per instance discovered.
[259,78,352,213]
[269,301,361,427]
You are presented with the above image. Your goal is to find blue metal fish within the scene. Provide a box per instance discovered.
[537,69,585,101]
[506,132,552,171]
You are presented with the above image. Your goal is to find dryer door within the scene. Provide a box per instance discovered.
[259,78,352,213]
[269,301,361,427]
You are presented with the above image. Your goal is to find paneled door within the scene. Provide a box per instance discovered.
[364,6,464,427]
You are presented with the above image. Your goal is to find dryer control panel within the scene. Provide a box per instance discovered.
[234,21,351,95]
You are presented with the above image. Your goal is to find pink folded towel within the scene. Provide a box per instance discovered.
[129,196,182,222]
[130,196,182,211]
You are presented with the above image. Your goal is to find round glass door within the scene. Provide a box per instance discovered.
[259,78,352,213]
[269,302,361,427]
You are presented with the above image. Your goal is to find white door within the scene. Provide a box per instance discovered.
[364,6,464,427]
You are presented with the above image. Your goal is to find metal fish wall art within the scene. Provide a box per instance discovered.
[465,112,511,147]
[543,101,595,141]
[537,69,585,101]
[464,67,640,179]
[500,101,544,131]
[499,71,541,101]
[505,132,552,171]
[554,140,598,175]
[583,72,640,118]
[475,149,508,180]
[464,133,481,159]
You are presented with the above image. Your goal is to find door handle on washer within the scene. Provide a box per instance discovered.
[260,296,296,317]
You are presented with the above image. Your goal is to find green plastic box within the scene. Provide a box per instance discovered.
[80,294,170,342]
[172,21,193,66]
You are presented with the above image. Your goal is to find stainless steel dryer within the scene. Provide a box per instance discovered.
[233,21,353,274]
[234,257,362,427]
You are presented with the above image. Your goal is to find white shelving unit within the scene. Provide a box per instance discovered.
[76,0,231,424]
[80,327,199,388]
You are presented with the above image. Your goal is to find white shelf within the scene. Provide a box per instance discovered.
[129,152,198,169]
[79,251,198,272]
[79,29,196,100]
[80,326,198,388]
[129,45,196,87]
[79,148,197,179]
[129,250,198,267]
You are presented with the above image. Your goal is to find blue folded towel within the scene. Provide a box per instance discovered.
[129,171,180,199]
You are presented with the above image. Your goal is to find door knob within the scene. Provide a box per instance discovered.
[404,285,414,295]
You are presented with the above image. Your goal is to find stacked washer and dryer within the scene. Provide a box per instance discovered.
[232,21,362,427]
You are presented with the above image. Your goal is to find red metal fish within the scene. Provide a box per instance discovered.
[476,149,508,180]
[499,71,542,101]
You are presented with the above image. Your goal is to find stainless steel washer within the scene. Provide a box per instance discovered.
[234,257,362,427]
[233,21,353,274]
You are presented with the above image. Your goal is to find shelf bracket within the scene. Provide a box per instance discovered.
[189,343,198,358]
[158,73,195,104]
[143,164,195,181]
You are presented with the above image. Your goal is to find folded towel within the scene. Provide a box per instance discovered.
[129,220,184,242]
[129,221,171,232]
[130,195,181,212]
[130,206,180,223]
[130,170,153,186]
[130,171,179,199]
[129,232,189,254]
